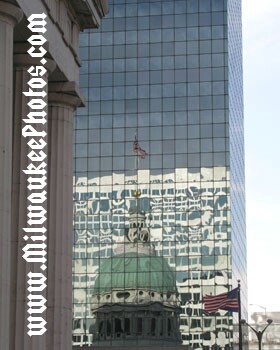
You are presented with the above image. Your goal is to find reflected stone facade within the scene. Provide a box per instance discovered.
[73,0,247,349]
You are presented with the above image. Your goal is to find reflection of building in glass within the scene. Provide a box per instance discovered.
[73,0,247,348]
[73,170,241,348]
[90,202,181,346]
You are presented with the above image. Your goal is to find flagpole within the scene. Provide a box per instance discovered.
[134,131,138,173]
[133,131,140,207]
[132,131,147,201]
[238,280,242,350]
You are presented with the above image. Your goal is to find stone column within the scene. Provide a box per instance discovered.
[47,82,83,349]
[0,3,22,350]
[10,49,55,350]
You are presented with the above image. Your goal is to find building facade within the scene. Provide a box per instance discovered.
[73,0,247,348]
[0,1,107,350]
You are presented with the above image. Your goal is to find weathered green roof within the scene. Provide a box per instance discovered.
[93,252,176,294]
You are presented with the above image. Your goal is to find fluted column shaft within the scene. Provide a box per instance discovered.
[10,52,55,350]
[47,87,81,350]
[0,3,22,349]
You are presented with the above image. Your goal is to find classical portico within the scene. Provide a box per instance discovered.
[0,1,108,349]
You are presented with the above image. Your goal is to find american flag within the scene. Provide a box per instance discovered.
[133,137,147,159]
[203,287,239,313]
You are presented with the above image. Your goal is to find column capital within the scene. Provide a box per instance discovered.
[0,1,23,25]
[14,43,57,74]
[14,54,56,74]
[48,81,85,109]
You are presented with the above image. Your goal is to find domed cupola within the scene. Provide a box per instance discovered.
[90,201,182,346]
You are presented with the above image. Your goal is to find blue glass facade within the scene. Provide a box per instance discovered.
[73,0,247,348]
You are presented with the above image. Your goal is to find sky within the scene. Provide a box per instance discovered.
[242,0,280,313]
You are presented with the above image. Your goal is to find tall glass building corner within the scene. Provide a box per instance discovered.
[73,0,247,349]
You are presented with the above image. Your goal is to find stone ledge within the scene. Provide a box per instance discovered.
[73,345,188,350]
[69,0,109,29]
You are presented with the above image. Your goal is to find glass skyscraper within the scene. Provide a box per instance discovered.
[73,0,247,348]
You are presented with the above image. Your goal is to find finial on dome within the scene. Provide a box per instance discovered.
[133,189,141,197]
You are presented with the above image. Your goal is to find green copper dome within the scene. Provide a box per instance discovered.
[93,252,176,294]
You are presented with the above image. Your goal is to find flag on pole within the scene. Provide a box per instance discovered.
[133,136,147,159]
[203,287,239,313]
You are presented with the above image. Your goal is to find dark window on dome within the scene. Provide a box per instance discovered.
[159,318,163,335]
[116,291,130,299]
[124,318,130,334]
[151,318,156,335]
[137,318,143,334]
[168,318,172,335]
[107,320,111,336]
[99,321,104,335]
[115,318,123,335]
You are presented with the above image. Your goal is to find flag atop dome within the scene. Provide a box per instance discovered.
[133,135,147,159]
